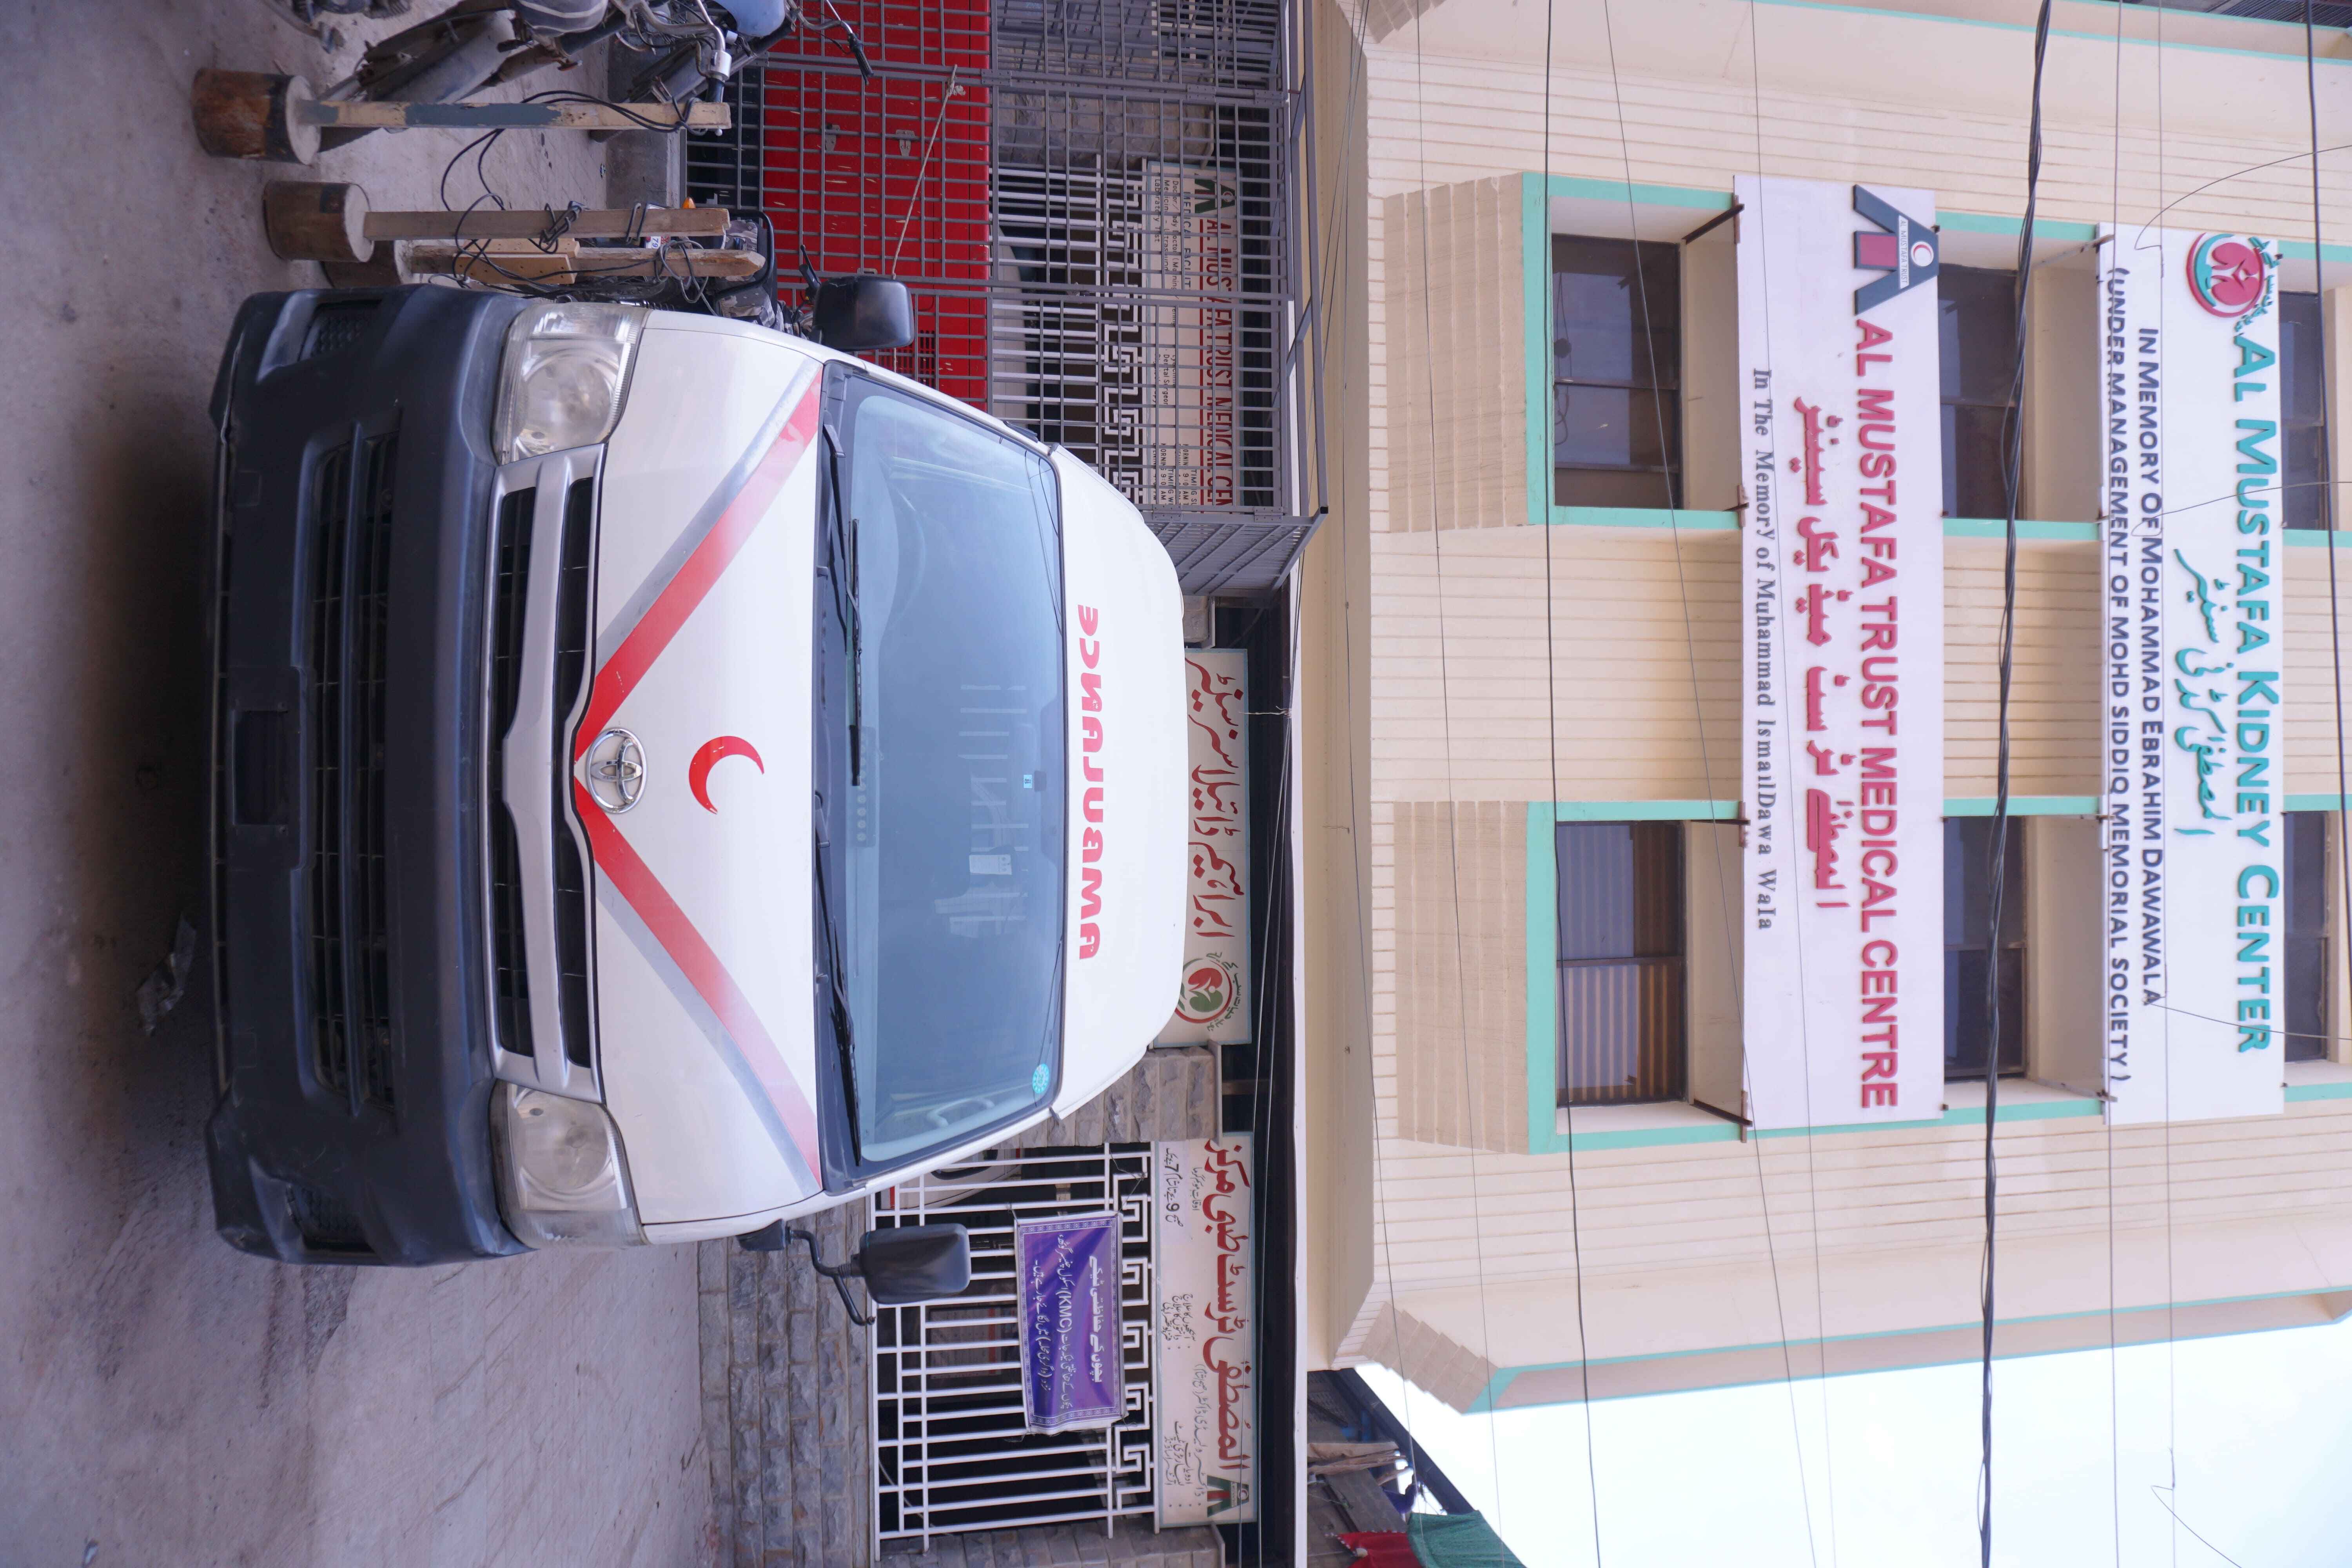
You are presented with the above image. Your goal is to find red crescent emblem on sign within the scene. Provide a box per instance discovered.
[688,735,764,813]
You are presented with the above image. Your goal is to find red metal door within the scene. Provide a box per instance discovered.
[753,0,991,405]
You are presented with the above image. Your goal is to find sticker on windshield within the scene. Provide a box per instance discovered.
[1031,1063,1050,1095]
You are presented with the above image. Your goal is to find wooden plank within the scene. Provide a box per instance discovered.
[363,206,730,241]
[296,99,728,132]
[405,245,764,283]
[1320,1466,1405,1535]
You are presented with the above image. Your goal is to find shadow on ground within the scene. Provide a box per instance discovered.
[0,4,707,1563]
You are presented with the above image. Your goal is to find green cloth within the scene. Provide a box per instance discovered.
[1406,1512,1527,1568]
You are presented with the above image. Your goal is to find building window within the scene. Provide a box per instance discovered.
[1944,817,2024,1078]
[2279,291,2329,530]
[1938,265,2020,521]
[1555,822,1685,1105]
[1551,235,1681,509]
[2284,811,2331,1063]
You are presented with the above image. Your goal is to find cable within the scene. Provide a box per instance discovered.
[2151,14,2180,1564]
[1575,5,1838,1563]
[1978,8,2052,1564]
[1735,10,1838,1563]
[2308,10,2352,1214]
[1538,4,1610,1560]
[1405,4,1512,1548]
[890,64,962,274]
[431,86,717,303]
[2106,4,2126,1561]
[1298,0,1448,1526]
[2133,138,2352,249]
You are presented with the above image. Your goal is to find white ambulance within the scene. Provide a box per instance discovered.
[204,285,1185,1264]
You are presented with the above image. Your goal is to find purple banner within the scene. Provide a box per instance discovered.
[1015,1212,1123,1433]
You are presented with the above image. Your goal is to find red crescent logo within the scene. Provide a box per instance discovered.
[688,735,765,813]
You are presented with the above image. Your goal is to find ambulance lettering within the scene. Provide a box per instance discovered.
[1078,604,1106,959]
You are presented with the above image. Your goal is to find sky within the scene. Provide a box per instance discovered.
[1355,1309,2352,1568]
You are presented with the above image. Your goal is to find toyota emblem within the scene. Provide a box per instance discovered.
[584,728,646,813]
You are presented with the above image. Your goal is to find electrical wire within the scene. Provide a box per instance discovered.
[431,86,724,305]
[1295,0,1452,1533]
[2133,138,2352,249]
[1228,27,1320,1566]
[2106,3,2126,1560]
[1734,10,1838,1562]
[2151,14,2180,1564]
[1978,8,2052,1564]
[2308,13,2352,1239]
[1537,4,1609,1559]
[889,64,962,274]
[1405,4,1512,1548]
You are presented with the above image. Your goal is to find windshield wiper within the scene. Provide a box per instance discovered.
[809,832,864,1148]
[817,422,863,784]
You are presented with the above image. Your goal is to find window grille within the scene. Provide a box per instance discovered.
[2279,291,2330,530]
[1555,821,1687,1104]
[685,0,1316,595]
[2283,810,2331,1062]
[1943,816,2026,1079]
[1936,263,2019,521]
[1551,234,1681,510]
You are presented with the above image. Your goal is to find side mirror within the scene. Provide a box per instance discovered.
[735,1218,970,1325]
[853,1223,971,1304]
[811,275,915,353]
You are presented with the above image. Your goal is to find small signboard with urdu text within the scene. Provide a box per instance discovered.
[1014,1212,1124,1433]
[1153,1136,1255,1525]
[1156,650,1252,1045]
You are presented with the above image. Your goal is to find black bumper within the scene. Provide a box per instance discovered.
[205,286,530,1265]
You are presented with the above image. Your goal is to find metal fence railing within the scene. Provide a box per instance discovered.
[869,1145,1159,1551]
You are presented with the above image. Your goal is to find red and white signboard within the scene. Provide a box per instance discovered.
[1735,175,1947,1129]
[1152,1135,1255,1526]
[1157,651,1252,1045]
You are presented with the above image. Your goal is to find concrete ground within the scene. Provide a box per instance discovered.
[0,3,708,1564]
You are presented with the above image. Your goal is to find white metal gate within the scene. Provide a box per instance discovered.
[870,1145,1159,1549]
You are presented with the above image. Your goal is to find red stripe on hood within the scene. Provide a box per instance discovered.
[575,381,822,759]
[575,779,823,1171]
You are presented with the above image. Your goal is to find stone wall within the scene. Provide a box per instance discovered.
[700,1201,872,1568]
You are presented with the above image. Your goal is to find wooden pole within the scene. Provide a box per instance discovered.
[294,100,730,132]
[361,207,731,241]
[405,246,765,285]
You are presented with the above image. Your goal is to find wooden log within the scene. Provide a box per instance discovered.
[294,99,728,132]
[192,70,319,165]
[405,245,765,285]
[263,181,374,264]
[361,206,730,241]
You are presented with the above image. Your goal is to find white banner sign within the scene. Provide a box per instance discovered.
[1157,651,1252,1044]
[1152,1135,1254,1526]
[1737,176,1947,1129]
[2096,226,2287,1124]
